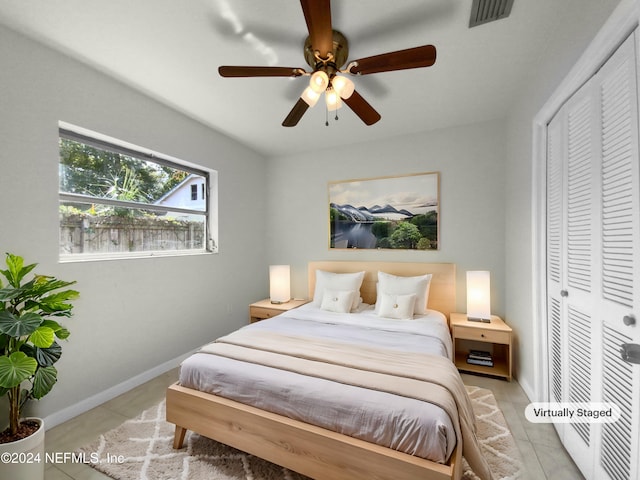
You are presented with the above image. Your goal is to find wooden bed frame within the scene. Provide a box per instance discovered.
[166,261,461,480]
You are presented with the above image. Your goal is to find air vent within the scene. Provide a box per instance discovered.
[469,0,514,28]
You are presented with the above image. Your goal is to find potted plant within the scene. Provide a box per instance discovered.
[0,253,78,480]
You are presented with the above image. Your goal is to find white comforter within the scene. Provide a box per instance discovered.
[179,304,456,463]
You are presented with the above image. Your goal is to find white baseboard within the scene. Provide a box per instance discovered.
[516,376,535,403]
[42,349,196,430]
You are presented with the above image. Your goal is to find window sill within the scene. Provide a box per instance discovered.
[59,248,216,263]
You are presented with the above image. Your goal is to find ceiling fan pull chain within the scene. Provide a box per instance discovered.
[325,105,329,126]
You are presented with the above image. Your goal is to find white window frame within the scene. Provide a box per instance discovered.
[58,122,218,262]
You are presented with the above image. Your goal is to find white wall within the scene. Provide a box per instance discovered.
[266,120,507,316]
[0,25,268,424]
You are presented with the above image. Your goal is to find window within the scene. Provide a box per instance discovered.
[58,123,218,261]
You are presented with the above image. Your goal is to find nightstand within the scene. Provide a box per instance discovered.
[249,298,309,323]
[450,312,512,381]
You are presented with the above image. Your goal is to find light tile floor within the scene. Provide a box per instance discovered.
[461,373,584,480]
[43,369,583,480]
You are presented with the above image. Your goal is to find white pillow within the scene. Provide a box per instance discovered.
[320,289,357,313]
[375,271,432,315]
[377,293,416,320]
[312,270,365,311]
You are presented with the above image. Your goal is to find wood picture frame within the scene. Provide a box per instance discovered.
[329,171,440,250]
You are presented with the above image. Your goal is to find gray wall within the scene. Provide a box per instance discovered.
[0,25,268,423]
[265,120,507,316]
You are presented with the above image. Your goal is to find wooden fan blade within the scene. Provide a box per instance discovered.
[300,0,333,59]
[282,98,310,127]
[343,91,381,126]
[218,66,303,77]
[349,45,436,75]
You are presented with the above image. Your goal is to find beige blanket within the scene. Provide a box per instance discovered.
[201,329,493,480]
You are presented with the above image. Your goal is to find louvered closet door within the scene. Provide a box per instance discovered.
[546,108,566,424]
[564,77,601,474]
[546,69,601,475]
[546,31,640,480]
[593,32,640,480]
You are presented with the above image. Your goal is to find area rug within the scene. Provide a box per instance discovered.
[77,386,523,480]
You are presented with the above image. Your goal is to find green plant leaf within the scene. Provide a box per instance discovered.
[32,365,57,399]
[0,351,38,388]
[29,326,55,348]
[0,287,24,302]
[21,342,63,367]
[36,290,80,314]
[3,253,37,288]
[0,311,43,337]
[55,327,70,340]
[3,253,23,285]
[42,290,80,303]
[30,277,77,298]
[36,342,63,366]
[40,320,71,340]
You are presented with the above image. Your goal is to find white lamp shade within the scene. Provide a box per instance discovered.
[325,88,343,110]
[331,75,355,99]
[466,271,491,320]
[309,71,329,93]
[269,265,290,303]
[301,86,321,107]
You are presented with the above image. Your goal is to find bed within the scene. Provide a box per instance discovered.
[166,261,492,480]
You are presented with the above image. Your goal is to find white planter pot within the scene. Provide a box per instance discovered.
[0,418,45,480]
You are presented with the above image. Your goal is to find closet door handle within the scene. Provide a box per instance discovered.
[560,289,569,297]
[620,343,640,364]
[623,315,636,326]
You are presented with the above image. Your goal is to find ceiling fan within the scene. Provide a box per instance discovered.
[218,0,437,127]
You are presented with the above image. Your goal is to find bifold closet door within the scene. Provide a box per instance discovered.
[546,31,640,480]
[546,67,601,477]
[592,31,640,480]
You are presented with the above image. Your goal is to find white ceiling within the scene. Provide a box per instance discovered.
[0,0,621,157]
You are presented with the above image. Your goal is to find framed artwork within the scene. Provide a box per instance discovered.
[329,172,439,250]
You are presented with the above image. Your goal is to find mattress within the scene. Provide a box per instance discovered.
[179,303,457,463]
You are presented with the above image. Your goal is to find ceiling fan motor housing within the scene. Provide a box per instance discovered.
[304,29,349,77]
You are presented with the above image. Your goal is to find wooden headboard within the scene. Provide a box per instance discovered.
[308,261,456,319]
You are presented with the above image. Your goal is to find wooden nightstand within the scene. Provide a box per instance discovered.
[450,312,512,381]
[249,298,309,323]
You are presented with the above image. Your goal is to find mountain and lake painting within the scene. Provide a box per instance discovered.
[329,172,439,250]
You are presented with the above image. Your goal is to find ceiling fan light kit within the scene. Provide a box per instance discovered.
[301,86,321,107]
[218,0,437,127]
[325,87,342,110]
[309,70,329,93]
[331,75,355,100]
